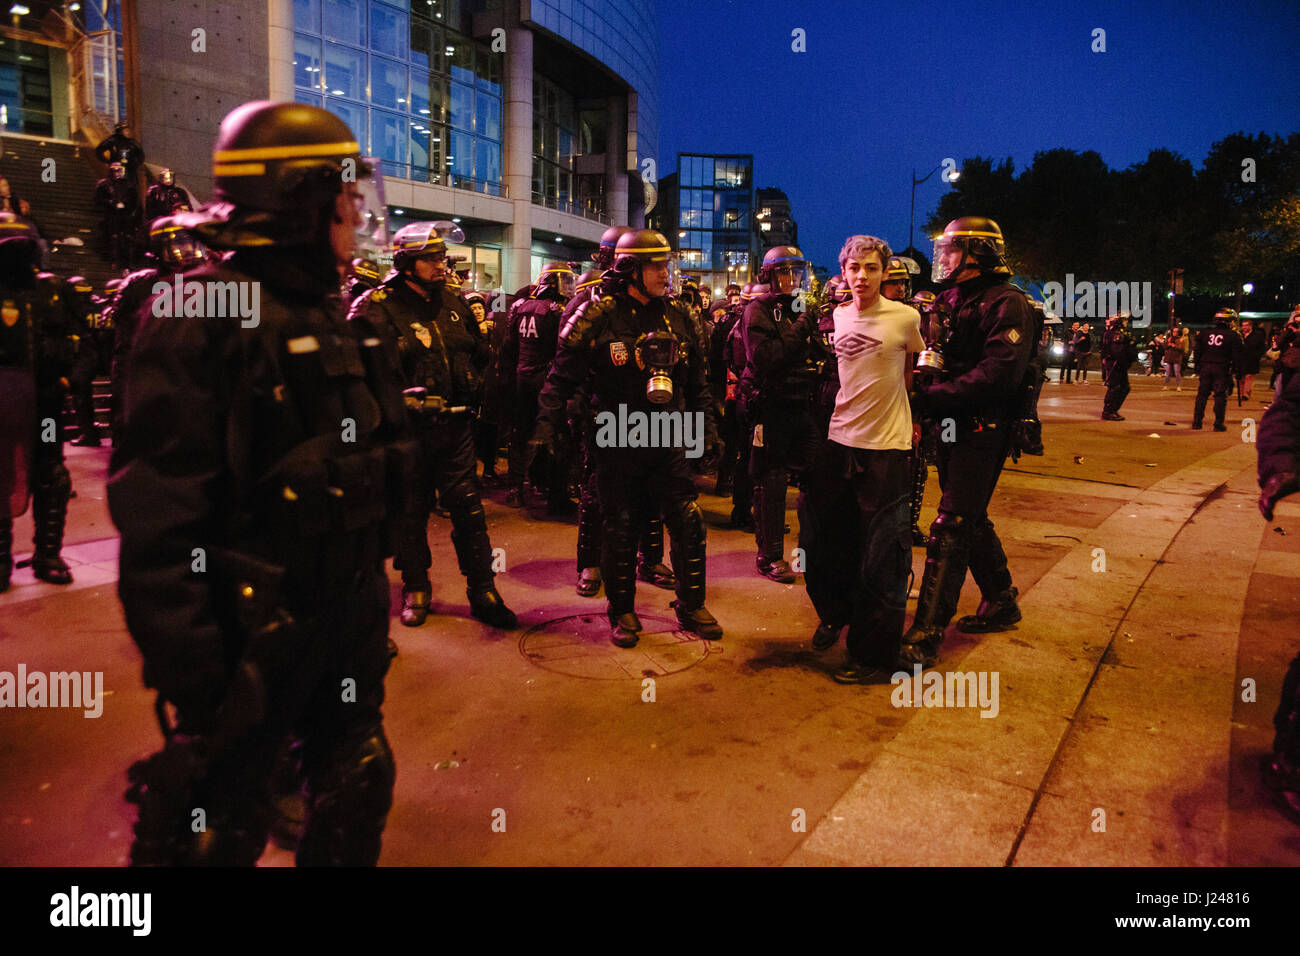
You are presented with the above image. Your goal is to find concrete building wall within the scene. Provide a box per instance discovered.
[132,0,272,202]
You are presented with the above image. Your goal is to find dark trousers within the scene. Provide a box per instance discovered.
[1194,365,1231,427]
[799,442,912,665]
[130,565,394,866]
[935,422,1014,600]
[748,401,817,562]
[593,446,703,617]
[394,416,494,591]
[1103,363,1131,416]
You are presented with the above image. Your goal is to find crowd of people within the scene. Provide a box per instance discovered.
[3,101,1298,864]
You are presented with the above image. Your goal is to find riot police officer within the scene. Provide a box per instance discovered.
[901,217,1035,669]
[349,221,516,630]
[105,216,210,456]
[109,101,402,865]
[711,280,745,500]
[532,229,721,647]
[0,214,80,590]
[1101,311,1139,421]
[1258,363,1300,824]
[144,169,190,221]
[881,255,917,303]
[93,161,141,271]
[500,261,575,512]
[344,256,384,304]
[66,275,107,447]
[1193,309,1242,431]
[566,263,675,597]
[740,245,819,582]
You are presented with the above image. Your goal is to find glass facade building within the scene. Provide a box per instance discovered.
[292,0,505,195]
[673,153,756,293]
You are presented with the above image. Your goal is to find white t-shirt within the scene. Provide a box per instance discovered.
[827,296,925,451]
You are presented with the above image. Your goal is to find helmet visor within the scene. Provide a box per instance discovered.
[771,261,810,295]
[932,236,962,284]
[351,157,389,263]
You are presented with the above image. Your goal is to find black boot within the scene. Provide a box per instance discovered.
[32,462,73,585]
[468,586,517,629]
[399,585,431,627]
[662,498,721,639]
[448,481,517,628]
[602,505,640,635]
[956,586,1022,633]
[576,566,602,597]
[897,514,971,669]
[609,610,642,648]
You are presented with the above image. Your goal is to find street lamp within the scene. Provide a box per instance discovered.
[910,164,959,254]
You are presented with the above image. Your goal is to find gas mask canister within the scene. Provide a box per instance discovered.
[636,330,683,403]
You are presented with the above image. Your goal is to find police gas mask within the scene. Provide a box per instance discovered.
[636,330,684,403]
[912,291,951,376]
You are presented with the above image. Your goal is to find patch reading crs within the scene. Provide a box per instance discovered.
[50,886,151,936]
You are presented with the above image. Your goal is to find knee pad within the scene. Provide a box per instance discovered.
[297,729,396,867]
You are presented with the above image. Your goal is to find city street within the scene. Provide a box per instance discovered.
[2,373,1298,866]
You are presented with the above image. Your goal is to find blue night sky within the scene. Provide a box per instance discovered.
[656,0,1300,273]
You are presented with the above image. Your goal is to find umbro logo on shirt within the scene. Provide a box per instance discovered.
[836,331,881,358]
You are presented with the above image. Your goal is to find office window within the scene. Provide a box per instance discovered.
[370,56,406,110]
[370,3,407,59]
[324,42,364,100]
[323,0,364,45]
[294,34,322,91]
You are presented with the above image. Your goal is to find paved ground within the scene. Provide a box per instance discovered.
[2,372,1299,866]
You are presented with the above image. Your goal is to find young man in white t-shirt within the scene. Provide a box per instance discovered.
[796,235,925,684]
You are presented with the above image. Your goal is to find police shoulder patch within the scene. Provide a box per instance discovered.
[371,289,388,303]
[610,340,629,366]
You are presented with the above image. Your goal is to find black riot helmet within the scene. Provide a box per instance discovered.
[186,101,387,254]
[757,245,810,295]
[613,229,679,297]
[391,220,463,293]
[1213,308,1235,326]
[0,211,41,280]
[932,216,1009,285]
[148,216,210,270]
[593,225,631,268]
[534,260,576,300]
[821,274,850,307]
[350,256,384,285]
[575,268,603,299]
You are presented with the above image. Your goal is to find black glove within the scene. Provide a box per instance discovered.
[1260,471,1300,521]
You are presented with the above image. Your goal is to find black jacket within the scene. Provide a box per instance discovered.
[739,291,817,414]
[500,290,565,383]
[923,273,1034,422]
[347,275,488,407]
[109,248,409,717]
[1194,322,1241,373]
[536,290,715,444]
